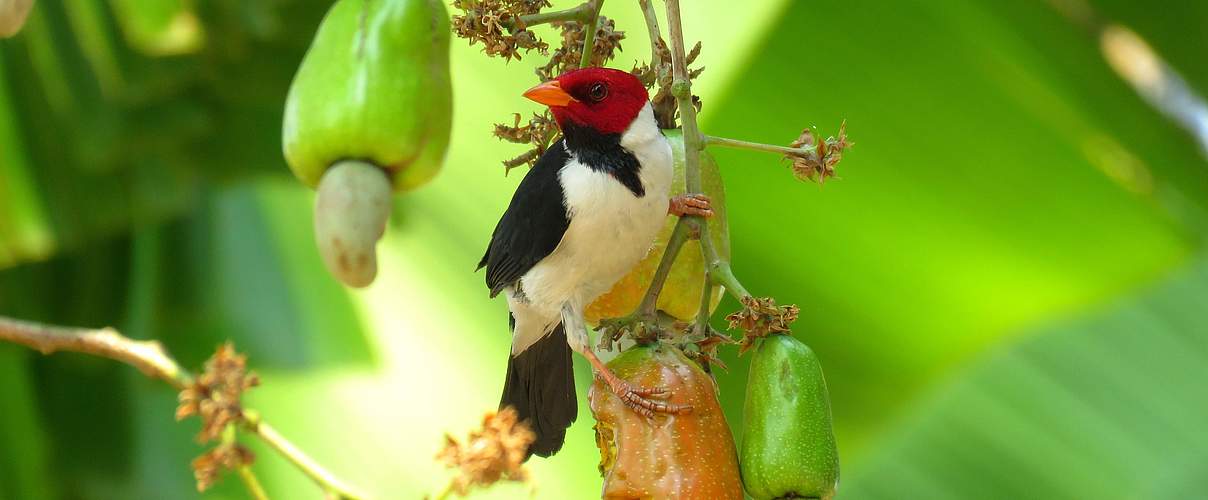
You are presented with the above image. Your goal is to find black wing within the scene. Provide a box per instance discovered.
[478,140,572,297]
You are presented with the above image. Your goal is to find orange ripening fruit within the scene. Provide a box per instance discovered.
[585,129,730,324]
[590,344,743,500]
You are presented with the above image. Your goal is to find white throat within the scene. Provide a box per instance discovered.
[619,103,662,153]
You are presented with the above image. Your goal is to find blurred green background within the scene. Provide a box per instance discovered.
[1,0,1206,498]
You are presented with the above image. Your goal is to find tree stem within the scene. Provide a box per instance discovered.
[578,0,604,68]
[0,316,191,388]
[637,0,662,83]
[516,1,596,28]
[223,424,270,500]
[695,276,714,335]
[625,0,736,327]
[703,134,812,157]
[238,466,270,500]
[244,413,364,500]
[664,0,741,296]
[0,315,364,500]
[636,218,691,316]
[665,0,702,194]
[709,260,751,300]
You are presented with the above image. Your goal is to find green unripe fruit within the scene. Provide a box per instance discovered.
[283,0,451,190]
[741,334,840,500]
[282,0,451,287]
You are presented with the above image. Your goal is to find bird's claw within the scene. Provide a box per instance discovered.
[669,193,714,218]
[611,380,693,418]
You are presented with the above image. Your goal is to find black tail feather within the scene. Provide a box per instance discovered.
[500,318,577,458]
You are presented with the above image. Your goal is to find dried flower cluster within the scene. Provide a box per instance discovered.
[492,18,626,170]
[494,111,558,172]
[536,17,624,81]
[633,39,705,129]
[437,407,536,497]
[676,322,738,372]
[726,296,801,354]
[177,343,261,491]
[785,121,851,184]
[192,441,255,492]
[596,311,679,352]
[451,0,551,60]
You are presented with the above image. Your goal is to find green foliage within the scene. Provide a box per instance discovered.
[0,348,54,500]
[843,255,1208,499]
[704,0,1207,462]
[0,0,330,270]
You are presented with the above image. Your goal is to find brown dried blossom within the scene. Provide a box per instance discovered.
[436,407,536,497]
[535,17,625,81]
[676,322,738,372]
[596,317,657,352]
[452,0,551,60]
[633,39,705,129]
[726,296,800,354]
[785,120,851,184]
[192,441,255,492]
[176,342,260,443]
[494,111,558,171]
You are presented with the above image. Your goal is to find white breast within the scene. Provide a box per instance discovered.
[519,103,673,314]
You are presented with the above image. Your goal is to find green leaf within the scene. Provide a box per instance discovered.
[700,0,1206,458]
[843,256,1208,499]
[157,182,375,370]
[0,348,54,500]
[0,52,54,267]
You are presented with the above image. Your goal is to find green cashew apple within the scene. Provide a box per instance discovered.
[585,129,730,323]
[741,334,840,500]
[282,0,451,287]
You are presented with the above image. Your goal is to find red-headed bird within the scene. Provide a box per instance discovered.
[478,67,713,457]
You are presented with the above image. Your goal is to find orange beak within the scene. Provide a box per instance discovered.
[523,80,577,107]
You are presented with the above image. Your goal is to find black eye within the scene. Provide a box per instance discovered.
[588,83,608,102]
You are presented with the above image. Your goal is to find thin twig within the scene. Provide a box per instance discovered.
[238,466,271,500]
[0,316,191,388]
[0,315,365,500]
[703,134,814,157]
[694,276,715,336]
[635,218,692,316]
[637,0,662,79]
[578,0,604,68]
[222,424,270,500]
[244,412,365,500]
[515,1,596,28]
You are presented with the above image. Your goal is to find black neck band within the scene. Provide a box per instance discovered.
[560,122,645,198]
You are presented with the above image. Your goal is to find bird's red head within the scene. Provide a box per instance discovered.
[522,67,649,136]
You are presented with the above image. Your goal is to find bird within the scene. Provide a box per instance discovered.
[478,67,714,457]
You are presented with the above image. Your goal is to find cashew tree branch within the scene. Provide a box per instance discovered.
[0,315,365,500]
[664,0,752,303]
[514,1,597,28]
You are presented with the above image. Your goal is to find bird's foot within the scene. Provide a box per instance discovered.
[669,193,714,218]
[582,346,693,418]
[594,364,693,418]
[607,378,692,418]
